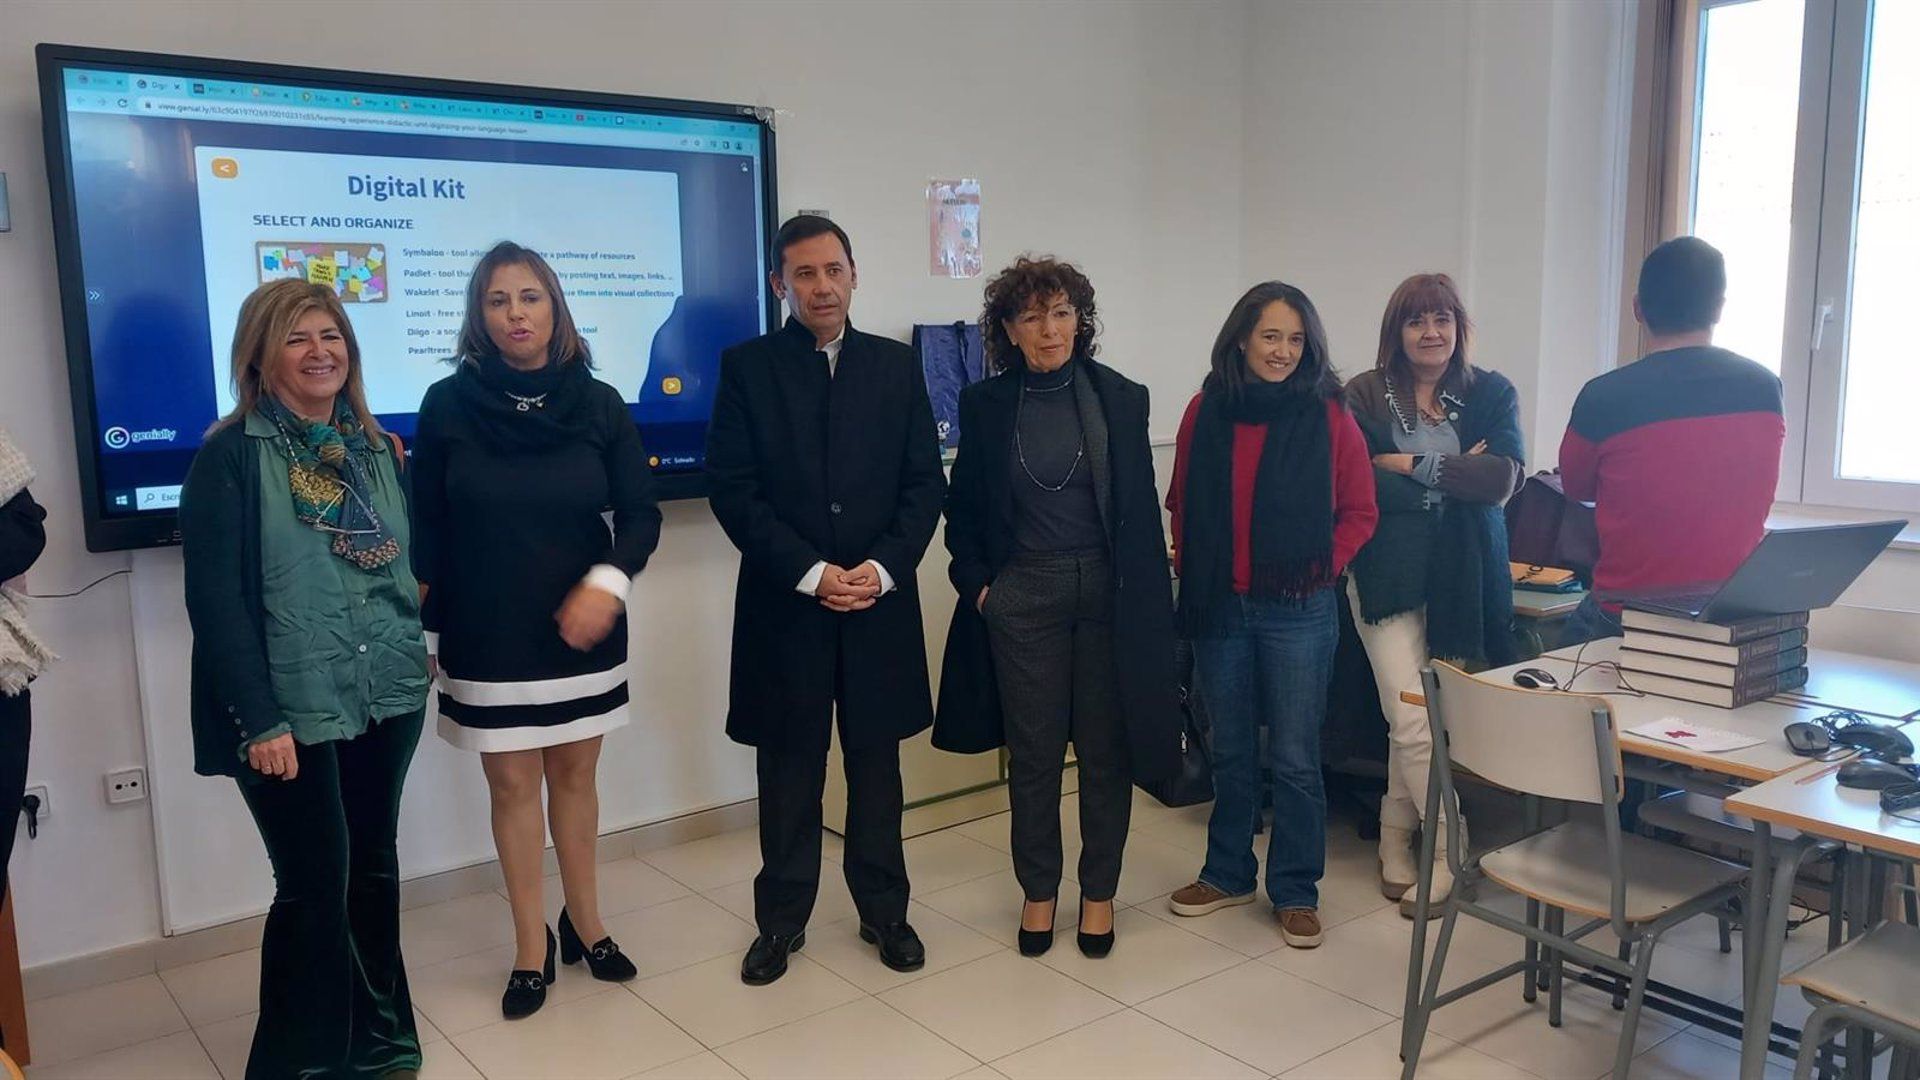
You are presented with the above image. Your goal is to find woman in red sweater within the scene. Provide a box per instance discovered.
[1163,282,1377,949]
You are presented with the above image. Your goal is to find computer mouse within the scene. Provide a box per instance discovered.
[1832,722,1915,760]
[1512,668,1558,690]
[1784,722,1832,756]
[1836,758,1920,790]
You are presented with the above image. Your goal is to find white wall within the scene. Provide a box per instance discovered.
[1240,0,1634,464]
[0,0,1250,966]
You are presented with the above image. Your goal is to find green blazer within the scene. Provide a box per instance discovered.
[179,416,414,779]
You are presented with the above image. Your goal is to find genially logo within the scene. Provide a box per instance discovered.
[103,426,177,449]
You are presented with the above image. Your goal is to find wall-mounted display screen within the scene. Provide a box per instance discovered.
[38,44,779,550]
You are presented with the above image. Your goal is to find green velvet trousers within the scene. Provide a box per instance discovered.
[237,707,424,1079]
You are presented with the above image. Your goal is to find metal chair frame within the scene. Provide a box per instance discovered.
[1399,663,1747,1080]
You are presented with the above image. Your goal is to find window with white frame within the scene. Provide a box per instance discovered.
[1683,0,1917,510]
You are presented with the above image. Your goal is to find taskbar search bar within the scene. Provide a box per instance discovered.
[117,485,182,511]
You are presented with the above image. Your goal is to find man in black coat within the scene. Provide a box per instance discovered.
[706,216,945,985]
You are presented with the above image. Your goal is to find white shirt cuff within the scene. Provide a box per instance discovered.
[582,563,633,605]
[796,560,828,596]
[423,631,439,654]
[868,560,896,595]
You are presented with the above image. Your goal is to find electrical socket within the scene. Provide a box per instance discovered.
[105,767,147,805]
[23,785,47,823]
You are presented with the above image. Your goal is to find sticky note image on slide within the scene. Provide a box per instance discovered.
[257,241,390,303]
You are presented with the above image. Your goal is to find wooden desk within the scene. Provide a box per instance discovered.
[1399,640,1839,782]
[1727,748,1920,1079]
[1726,756,1920,863]
[1777,648,1920,721]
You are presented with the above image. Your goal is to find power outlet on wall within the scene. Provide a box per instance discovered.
[105,767,148,805]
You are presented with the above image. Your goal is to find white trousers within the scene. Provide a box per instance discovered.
[1345,578,1452,832]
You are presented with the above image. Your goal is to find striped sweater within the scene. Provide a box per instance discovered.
[1559,346,1784,610]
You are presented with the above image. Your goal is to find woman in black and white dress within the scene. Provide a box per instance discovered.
[412,241,661,1019]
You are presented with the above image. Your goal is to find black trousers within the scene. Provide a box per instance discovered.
[0,689,26,1055]
[983,550,1131,903]
[753,735,909,937]
[237,708,423,1080]
[0,689,28,896]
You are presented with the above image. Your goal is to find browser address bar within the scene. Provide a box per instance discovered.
[137,97,538,139]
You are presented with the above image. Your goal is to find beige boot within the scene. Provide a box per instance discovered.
[1378,825,1417,901]
[1401,817,1466,919]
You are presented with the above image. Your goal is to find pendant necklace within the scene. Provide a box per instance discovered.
[504,390,548,413]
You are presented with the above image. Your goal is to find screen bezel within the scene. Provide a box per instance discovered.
[37,42,780,552]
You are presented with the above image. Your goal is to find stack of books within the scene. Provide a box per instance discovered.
[1617,609,1810,708]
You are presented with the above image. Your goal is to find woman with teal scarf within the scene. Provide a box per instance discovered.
[181,280,430,1079]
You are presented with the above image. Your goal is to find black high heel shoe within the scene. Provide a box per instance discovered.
[501,926,556,1019]
[559,907,637,982]
[1077,897,1116,959]
[1018,897,1057,957]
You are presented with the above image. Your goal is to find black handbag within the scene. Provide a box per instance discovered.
[1141,643,1214,808]
[1504,470,1598,582]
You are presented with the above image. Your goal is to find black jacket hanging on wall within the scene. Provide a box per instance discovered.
[706,318,947,751]
[934,358,1182,784]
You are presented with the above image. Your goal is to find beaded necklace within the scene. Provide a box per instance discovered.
[1014,366,1085,492]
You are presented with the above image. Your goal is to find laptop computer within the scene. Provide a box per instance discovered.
[1626,520,1905,623]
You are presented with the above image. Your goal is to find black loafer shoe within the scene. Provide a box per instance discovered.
[559,907,638,982]
[740,930,805,986]
[502,927,557,1019]
[858,921,926,972]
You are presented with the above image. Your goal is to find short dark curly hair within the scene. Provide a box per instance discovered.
[980,255,1100,374]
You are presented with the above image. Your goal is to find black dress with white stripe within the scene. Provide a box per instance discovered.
[411,358,660,752]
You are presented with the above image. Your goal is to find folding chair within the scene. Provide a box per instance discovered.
[1784,919,1920,1080]
[1399,662,1749,1080]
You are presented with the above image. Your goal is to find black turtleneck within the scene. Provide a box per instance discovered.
[1009,358,1105,552]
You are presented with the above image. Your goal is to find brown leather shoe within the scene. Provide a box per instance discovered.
[1278,907,1323,948]
[1167,881,1256,917]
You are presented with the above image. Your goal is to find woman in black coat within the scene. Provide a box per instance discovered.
[0,427,44,1060]
[1,427,48,904]
[935,256,1179,959]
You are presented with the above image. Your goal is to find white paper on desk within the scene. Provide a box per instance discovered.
[1626,718,1767,753]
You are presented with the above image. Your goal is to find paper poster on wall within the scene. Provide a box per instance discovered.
[928,178,981,278]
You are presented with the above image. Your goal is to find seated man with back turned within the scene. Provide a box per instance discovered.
[1558,236,1786,641]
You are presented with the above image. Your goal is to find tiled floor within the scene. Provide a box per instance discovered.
[25,793,1812,1079]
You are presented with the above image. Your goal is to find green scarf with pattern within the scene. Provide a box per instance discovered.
[258,396,400,571]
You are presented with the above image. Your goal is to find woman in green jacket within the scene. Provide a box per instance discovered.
[180,280,430,1080]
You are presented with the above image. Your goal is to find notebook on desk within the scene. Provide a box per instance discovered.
[1514,588,1585,617]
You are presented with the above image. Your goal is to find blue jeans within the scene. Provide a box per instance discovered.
[1191,589,1338,910]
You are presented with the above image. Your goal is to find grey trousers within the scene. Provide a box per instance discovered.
[983,549,1131,903]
